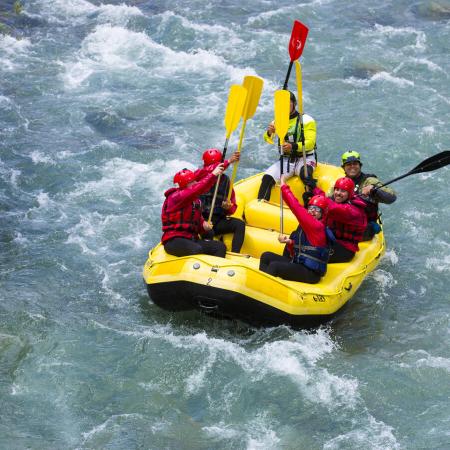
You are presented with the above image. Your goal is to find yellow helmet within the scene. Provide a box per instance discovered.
[341,150,361,167]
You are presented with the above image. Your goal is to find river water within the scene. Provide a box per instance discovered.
[1,0,449,448]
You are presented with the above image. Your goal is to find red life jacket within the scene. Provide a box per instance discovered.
[161,189,203,243]
[326,198,367,253]
[327,216,365,252]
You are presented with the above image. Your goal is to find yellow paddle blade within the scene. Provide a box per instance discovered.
[241,75,264,121]
[295,60,303,115]
[274,89,290,144]
[224,84,247,138]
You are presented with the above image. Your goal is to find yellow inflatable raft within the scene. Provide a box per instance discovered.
[143,162,385,327]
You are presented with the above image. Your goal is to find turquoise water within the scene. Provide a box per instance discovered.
[1,0,449,448]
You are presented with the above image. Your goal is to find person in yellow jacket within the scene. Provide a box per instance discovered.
[257,91,317,201]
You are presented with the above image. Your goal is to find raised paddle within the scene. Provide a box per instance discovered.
[208,84,247,223]
[374,150,450,191]
[226,75,264,201]
[283,20,309,90]
[274,89,291,234]
[294,60,309,182]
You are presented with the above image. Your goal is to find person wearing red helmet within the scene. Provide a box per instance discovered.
[194,148,245,253]
[161,164,227,258]
[259,174,330,283]
[312,176,367,263]
[341,150,396,240]
[257,91,318,201]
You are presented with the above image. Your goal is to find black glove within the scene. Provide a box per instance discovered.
[303,177,317,189]
[302,191,313,207]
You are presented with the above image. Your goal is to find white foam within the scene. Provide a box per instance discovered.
[371,24,427,51]
[203,423,240,440]
[66,214,98,255]
[246,420,281,450]
[369,269,398,290]
[36,192,51,208]
[426,253,450,273]
[118,221,151,250]
[407,57,446,73]
[34,0,97,24]
[422,125,435,135]
[96,3,143,26]
[0,35,32,55]
[247,8,292,26]
[69,157,195,201]
[13,232,29,244]
[203,416,280,449]
[81,413,145,442]
[246,0,331,25]
[398,350,450,372]
[104,324,360,411]
[158,10,230,35]
[36,0,143,26]
[324,415,400,450]
[97,263,127,308]
[63,24,255,89]
[382,249,399,266]
[1,157,21,188]
[63,25,148,88]
[0,35,32,70]
[30,150,55,165]
[371,71,414,87]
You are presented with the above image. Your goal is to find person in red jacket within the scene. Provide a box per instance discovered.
[161,164,227,258]
[312,177,367,263]
[197,148,245,253]
[259,175,330,283]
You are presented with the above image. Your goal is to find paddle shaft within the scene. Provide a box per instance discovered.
[226,121,247,201]
[207,138,229,223]
[283,61,294,90]
[279,138,284,234]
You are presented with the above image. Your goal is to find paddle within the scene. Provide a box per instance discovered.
[283,20,309,90]
[226,75,264,201]
[294,60,309,181]
[208,84,247,223]
[374,150,450,191]
[274,89,291,234]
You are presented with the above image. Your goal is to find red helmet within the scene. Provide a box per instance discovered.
[202,148,222,166]
[308,195,328,211]
[334,177,355,196]
[173,169,195,188]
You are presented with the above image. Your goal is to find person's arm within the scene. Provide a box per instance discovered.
[263,120,275,144]
[373,188,396,204]
[362,176,396,204]
[166,173,218,212]
[223,188,238,215]
[281,185,325,246]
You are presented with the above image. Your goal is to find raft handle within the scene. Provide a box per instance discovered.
[197,297,219,312]
[344,282,353,292]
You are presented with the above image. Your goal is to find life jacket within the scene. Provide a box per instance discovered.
[327,203,366,252]
[291,228,331,276]
[200,174,230,220]
[353,172,379,221]
[286,112,317,162]
[161,192,202,239]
